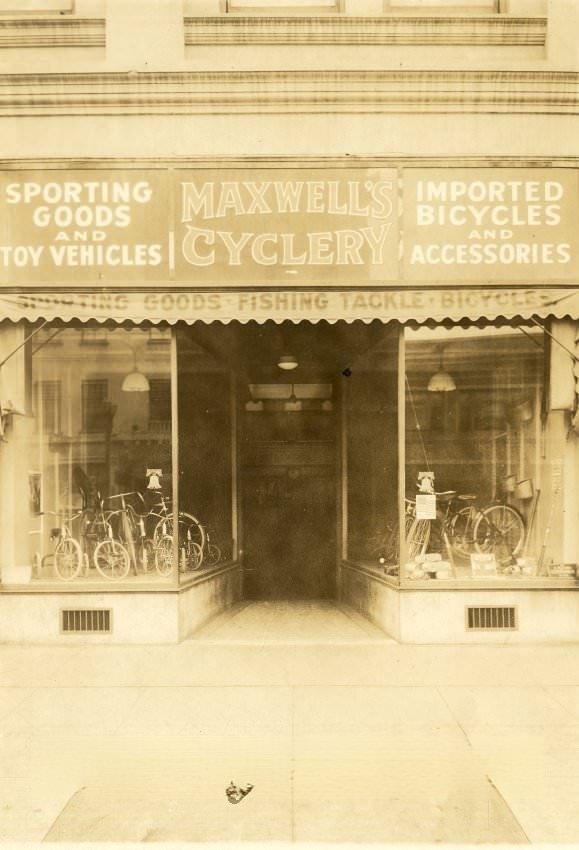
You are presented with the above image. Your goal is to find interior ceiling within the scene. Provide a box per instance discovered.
[406,334,543,373]
[183,320,396,383]
[181,322,541,387]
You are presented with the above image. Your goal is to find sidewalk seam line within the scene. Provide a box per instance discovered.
[435,686,473,748]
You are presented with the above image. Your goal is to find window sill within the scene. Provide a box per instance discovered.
[0,15,105,49]
[341,560,579,592]
[178,559,240,589]
[0,561,240,593]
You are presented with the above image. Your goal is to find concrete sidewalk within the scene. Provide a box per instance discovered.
[1,601,579,845]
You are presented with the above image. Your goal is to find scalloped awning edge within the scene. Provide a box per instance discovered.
[0,287,578,326]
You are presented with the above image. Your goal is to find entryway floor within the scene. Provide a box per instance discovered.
[192,599,393,643]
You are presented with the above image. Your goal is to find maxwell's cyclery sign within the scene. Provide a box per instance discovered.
[0,166,577,287]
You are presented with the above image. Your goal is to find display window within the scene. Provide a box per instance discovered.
[402,322,556,583]
[2,316,574,593]
[22,323,176,585]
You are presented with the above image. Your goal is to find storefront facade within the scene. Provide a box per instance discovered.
[0,0,578,643]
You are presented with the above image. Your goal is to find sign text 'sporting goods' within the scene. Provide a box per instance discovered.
[0,167,578,286]
[403,168,579,281]
[0,171,169,282]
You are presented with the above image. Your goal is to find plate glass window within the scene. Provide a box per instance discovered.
[403,324,551,583]
[20,324,175,586]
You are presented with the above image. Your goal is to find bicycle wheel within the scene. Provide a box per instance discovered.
[154,534,174,576]
[406,517,431,560]
[473,504,525,564]
[94,539,131,580]
[448,506,476,558]
[53,537,83,581]
[204,542,221,567]
[180,539,203,572]
[153,512,206,552]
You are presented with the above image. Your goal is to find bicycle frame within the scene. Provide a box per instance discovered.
[40,510,84,581]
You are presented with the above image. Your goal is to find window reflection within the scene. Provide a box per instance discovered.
[404,324,546,581]
[27,324,174,584]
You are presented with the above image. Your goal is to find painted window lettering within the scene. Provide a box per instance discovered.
[415,181,564,227]
[5,181,153,205]
[0,244,163,268]
[181,225,391,267]
[409,243,571,265]
[179,178,395,269]
[181,180,394,221]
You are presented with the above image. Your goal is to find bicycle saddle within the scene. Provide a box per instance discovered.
[434,490,457,503]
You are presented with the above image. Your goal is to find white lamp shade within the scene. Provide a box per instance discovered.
[427,370,456,392]
[277,353,298,371]
[122,370,150,392]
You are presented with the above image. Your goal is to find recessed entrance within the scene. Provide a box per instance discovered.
[180,320,399,603]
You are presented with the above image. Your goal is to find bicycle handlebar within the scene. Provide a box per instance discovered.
[107,491,138,502]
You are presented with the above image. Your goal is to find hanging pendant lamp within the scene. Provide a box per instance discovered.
[284,384,302,411]
[427,345,456,393]
[122,346,150,393]
[277,353,299,371]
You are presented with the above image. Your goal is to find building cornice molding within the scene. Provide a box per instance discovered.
[185,15,547,47]
[0,17,105,48]
[1,155,578,168]
[0,69,577,115]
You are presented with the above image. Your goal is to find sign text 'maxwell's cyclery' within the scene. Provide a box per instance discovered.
[179,177,394,267]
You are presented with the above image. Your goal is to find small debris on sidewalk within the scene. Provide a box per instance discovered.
[225,781,254,805]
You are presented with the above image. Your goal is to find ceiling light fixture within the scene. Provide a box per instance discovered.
[277,353,298,371]
[121,345,150,393]
[427,345,456,393]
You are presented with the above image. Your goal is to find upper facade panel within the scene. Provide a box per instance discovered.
[0,0,577,129]
[0,0,565,72]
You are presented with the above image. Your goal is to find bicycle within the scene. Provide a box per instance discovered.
[371,499,430,574]
[148,514,203,576]
[40,500,133,582]
[106,491,158,576]
[40,510,84,581]
[202,526,222,567]
[447,494,525,565]
[84,495,131,580]
[150,493,205,572]
[409,490,525,569]
[104,491,204,576]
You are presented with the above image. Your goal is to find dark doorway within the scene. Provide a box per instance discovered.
[241,403,336,600]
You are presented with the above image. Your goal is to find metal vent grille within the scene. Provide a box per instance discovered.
[466,606,517,631]
[61,609,112,634]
